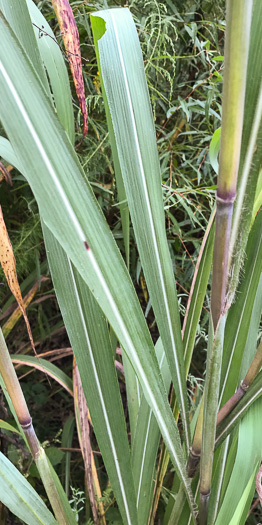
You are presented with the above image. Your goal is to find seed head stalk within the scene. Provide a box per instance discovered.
[199,1,253,523]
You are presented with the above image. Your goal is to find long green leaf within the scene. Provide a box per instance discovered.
[215,396,262,525]
[91,8,190,451]
[26,0,75,143]
[0,451,57,525]
[43,224,138,525]
[35,448,78,525]
[0,0,48,91]
[0,0,74,144]
[0,11,196,515]
[10,355,73,396]
[228,467,257,525]
[183,209,215,374]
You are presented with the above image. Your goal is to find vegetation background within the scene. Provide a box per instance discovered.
[0,0,261,523]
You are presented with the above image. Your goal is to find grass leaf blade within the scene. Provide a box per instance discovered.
[91,7,190,450]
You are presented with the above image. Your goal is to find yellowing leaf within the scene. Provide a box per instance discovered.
[2,278,47,338]
[0,206,37,358]
[51,0,88,138]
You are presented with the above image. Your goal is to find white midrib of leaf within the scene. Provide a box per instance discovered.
[219,240,261,406]
[110,12,189,451]
[0,60,192,502]
[67,259,132,525]
[136,376,141,406]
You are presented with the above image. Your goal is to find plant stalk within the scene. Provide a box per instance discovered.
[217,340,262,425]
[199,2,253,523]
[199,317,225,524]
[211,0,253,328]
[0,328,74,525]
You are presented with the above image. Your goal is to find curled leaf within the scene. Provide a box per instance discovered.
[51,0,88,138]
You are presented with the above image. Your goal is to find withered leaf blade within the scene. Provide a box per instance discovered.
[51,0,88,138]
[0,206,37,357]
[73,361,105,525]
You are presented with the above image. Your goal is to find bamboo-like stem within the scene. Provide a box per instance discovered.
[199,2,253,523]
[0,328,74,525]
[243,340,262,388]
[211,200,233,328]
[215,371,262,450]
[217,340,262,425]
[210,0,253,329]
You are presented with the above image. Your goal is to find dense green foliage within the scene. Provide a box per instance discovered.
[0,1,261,524]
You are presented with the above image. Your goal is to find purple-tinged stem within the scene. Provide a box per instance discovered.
[217,340,262,425]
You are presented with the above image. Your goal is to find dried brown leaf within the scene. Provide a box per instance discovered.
[51,0,88,138]
[73,360,106,525]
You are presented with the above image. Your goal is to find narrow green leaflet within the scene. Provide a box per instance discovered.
[91,8,190,451]
[0,419,20,434]
[183,210,215,375]
[43,223,138,525]
[0,11,196,516]
[0,452,57,525]
[209,128,221,174]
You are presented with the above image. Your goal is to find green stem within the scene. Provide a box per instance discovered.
[199,2,253,523]
[187,395,204,478]
[199,317,225,524]
[211,0,253,328]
